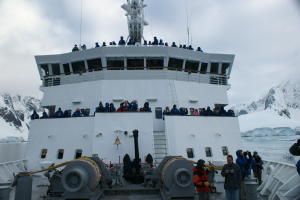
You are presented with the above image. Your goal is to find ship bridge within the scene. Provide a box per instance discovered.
[35,46,234,87]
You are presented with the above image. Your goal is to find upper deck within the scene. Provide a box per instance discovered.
[35,45,235,87]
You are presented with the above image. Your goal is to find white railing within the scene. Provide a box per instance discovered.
[0,159,26,183]
[259,160,300,200]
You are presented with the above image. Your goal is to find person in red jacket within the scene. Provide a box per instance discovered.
[193,159,211,200]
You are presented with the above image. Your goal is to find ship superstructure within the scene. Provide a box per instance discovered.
[0,1,299,200]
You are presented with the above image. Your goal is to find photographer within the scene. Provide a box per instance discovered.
[289,139,300,176]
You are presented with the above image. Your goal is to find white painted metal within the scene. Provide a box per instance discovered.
[0,159,26,183]
[165,116,243,162]
[0,142,27,163]
[26,113,154,170]
[259,160,300,200]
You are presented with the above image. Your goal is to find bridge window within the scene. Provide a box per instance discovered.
[221,63,230,75]
[40,64,49,76]
[87,58,102,71]
[51,64,60,75]
[40,149,47,159]
[222,146,229,156]
[146,57,164,70]
[155,107,163,119]
[107,57,125,70]
[168,58,183,71]
[185,61,199,73]
[210,63,219,74]
[187,148,194,158]
[75,149,83,159]
[127,58,144,70]
[57,149,64,159]
[72,61,86,74]
[63,63,71,75]
[205,147,213,157]
[200,63,208,74]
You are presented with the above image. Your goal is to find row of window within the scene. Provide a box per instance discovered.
[40,146,228,160]
[40,57,230,77]
[40,149,83,159]
[186,146,229,158]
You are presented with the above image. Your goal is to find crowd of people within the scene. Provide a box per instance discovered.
[31,108,91,120]
[72,36,204,52]
[193,150,263,200]
[31,101,152,120]
[95,101,151,113]
[163,105,235,117]
[31,103,235,120]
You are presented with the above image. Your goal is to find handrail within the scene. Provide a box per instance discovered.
[0,159,26,166]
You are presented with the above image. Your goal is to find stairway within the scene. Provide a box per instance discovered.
[153,131,168,163]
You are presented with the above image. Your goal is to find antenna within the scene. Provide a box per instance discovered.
[79,0,83,47]
[185,0,192,46]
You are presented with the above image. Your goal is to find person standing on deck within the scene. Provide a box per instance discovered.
[221,155,241,200]
[193,159,211,200]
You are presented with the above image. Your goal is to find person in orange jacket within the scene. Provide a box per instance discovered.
[193,159,211,200]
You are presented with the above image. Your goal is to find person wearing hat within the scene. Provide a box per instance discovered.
[193,159,211,200]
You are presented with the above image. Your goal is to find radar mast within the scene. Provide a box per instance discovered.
[121,0,148,44]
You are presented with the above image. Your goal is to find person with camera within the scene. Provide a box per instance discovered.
[221,155,241,200]
[289,139,300,176]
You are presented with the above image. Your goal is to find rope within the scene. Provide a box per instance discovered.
[17,156,91,177]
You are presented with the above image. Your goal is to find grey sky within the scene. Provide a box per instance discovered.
[0,0,300,104]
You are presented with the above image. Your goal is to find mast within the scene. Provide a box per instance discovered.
[121,0,149,44]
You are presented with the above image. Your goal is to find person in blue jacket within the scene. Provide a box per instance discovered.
[95,102,105,113]
[152,37,158,45]
[129,100,138,112]
[206,107,213,116]
[140,102,151,112]
[171,105,180,115]
[54,108,64,118]
[109,103,116,112]
[72,109,81,117]
[118,36,126,45]
[31,110,39,120]
[104,103,110,112]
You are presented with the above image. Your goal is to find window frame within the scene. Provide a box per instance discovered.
[205,147,213,157]
[184,60,199,73]
[222,146,229,156]
[168,58,184,71]
[75,149,83,159]
[57,149,64,159]
[40,149,48,159]
[146,57,164,70]
[186,148,195,158]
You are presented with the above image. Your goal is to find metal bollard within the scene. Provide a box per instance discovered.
[0,184,11,200]
[14,175,32,200]
[244,177,258,200]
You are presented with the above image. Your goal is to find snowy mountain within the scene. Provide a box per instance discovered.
[0,93,41,142]
[231,78,300,133]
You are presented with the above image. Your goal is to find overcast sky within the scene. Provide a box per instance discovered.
[0,0,300,104]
